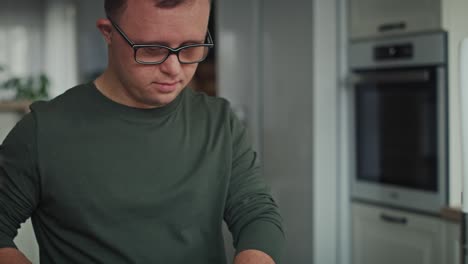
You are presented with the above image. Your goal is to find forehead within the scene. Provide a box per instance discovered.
[118,0,210,43]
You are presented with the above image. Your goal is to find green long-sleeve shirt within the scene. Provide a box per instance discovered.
[0,83,284,263]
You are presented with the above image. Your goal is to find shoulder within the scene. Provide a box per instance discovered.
[184,88,230,109]
[28,83,96,135]
[29,83,91,114]
[183,88,233,118]
[183,89,245,134]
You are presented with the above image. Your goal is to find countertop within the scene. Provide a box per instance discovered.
[441,206,462,223]
[0,100,32,113]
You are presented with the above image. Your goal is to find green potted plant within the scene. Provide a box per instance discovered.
[0,65,50,101]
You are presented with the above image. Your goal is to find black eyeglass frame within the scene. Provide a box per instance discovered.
[107,17,214,65]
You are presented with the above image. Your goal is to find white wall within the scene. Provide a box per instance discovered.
[0,0,45,80]
[44,0,78,98]
[312,0,343,263]
[76,0,107,82]
[0,0,78,99]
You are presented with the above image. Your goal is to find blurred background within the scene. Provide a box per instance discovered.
[0,0,467,263]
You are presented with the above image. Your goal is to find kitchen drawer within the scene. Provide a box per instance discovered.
[352,202,444,264]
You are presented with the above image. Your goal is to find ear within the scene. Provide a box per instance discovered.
[96,18,113,45]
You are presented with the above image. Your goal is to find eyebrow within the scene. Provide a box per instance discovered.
[136,39,206,47]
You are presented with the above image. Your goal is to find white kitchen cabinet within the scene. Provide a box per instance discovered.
[444,220,461,264]
[349,0,441,39]
[352,202,445,264]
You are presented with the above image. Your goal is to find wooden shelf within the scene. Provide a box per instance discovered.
[0,100,32,113]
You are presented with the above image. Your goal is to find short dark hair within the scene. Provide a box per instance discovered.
[105,0,210,20]
[104,0,127,19]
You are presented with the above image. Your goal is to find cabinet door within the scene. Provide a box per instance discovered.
[444,221,461,264]
[349,0,441,39]
[352,202,444,264]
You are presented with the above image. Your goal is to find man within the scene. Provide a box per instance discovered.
[0,0,284,263]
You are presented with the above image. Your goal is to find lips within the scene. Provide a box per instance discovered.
[153,81,180,93]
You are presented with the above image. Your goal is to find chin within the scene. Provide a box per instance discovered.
[145,93,179,108]
[132,83,185,108]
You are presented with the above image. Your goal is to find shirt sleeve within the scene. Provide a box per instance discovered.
[0,113,40,248]
[223,109,285,263]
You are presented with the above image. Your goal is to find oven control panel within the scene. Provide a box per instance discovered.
[374,43,413,60]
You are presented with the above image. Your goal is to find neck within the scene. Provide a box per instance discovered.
[94,69,122,104]
[94,69,160,109]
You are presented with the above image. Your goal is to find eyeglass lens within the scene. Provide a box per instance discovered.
[136,46,210,64]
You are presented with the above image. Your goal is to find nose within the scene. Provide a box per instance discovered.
[159,53,182,76]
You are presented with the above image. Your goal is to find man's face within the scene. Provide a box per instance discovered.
[107,0,211,108]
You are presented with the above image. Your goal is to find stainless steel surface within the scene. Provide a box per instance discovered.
[217,0,314,263]
[350,32,448,214]
[262,0,314,262]
[216,1,261,262]
[464,213,468,264]
[437,66,448,215]
[349,32,447,69]
[352,69,431,84]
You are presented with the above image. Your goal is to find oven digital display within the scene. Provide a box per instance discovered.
[374,43,413,61]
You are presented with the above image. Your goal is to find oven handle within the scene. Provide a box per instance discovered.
[349,69,431,85]
[380,213,408,225]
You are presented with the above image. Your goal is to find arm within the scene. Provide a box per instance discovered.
[224,109,285,264]
[0,248,32,264]
[234,249,275,264]
[0,113,39,263]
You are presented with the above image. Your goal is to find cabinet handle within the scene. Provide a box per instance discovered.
[380,213,408,225]
[378,22,406,32]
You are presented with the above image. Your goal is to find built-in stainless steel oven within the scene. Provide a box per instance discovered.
[350,32,448,213]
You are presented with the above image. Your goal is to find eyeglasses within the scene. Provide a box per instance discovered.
[108,17,214,65]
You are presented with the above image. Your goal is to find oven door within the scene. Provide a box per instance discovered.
[351,66,448,212]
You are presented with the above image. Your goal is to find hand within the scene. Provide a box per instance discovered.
[233,249,275,264]
[0,248,32,264]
